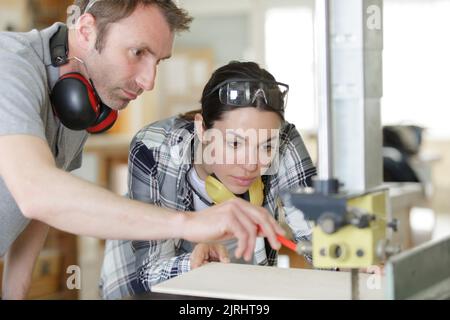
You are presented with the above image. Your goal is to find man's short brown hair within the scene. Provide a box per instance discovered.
[73,0,193,52]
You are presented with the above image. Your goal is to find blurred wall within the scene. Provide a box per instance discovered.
[0,0,32,31]
[175,14,249,68]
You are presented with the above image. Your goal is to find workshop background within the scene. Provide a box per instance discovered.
[1,0,449,299]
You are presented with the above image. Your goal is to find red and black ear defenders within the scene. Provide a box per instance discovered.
[49,25,118,134]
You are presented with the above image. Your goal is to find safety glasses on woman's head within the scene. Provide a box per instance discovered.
[205,78,289,112]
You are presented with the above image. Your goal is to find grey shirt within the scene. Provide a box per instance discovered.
[0,23,89,256]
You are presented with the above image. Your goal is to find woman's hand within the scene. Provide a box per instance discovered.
[190,243,230,269]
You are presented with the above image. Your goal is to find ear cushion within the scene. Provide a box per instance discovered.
[205,176,236,204]
[50,72,99,130]
[205,176,264,206]
[248,176,264,206]
[87,103,118,134]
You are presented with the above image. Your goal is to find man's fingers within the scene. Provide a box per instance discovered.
[251,207,281,251]
[236,200,285,250]
[239,219,257,262]
[230,201,257,261]
[230,198,281,253]
[256,219,286,238]
[227,214,248,260]
[271,217,286,236]
[185,198,284,258]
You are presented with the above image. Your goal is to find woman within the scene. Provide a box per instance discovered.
[100,61,317,299]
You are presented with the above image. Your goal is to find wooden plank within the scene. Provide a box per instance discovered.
[152,262,385,300]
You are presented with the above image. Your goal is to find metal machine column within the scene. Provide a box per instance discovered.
[317,0,384,193]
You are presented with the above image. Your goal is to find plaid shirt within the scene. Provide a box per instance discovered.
[99,116,317,300]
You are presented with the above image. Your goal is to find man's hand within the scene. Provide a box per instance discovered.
[190,243,230,269]
[181,198,285,263]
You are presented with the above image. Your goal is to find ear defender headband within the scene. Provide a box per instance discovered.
[205,175,264,206]
[49,25,118,133]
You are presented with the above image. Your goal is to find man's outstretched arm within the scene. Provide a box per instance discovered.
[0,135,283,259]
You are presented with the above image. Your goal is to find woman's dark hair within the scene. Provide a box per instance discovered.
[181,61,285,128]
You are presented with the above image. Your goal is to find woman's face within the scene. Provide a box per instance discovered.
[196,108,282,195]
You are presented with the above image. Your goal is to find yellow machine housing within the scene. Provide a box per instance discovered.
[312,190,388,268]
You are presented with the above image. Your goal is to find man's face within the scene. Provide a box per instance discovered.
[85,5,174,110]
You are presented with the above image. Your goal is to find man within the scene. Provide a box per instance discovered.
[0,0,284,299]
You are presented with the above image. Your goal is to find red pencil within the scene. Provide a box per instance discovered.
[257,225,299,253]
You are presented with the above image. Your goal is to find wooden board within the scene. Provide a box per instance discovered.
[152,262,385,300]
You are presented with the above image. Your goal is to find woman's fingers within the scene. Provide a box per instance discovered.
[213,244,230,263]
